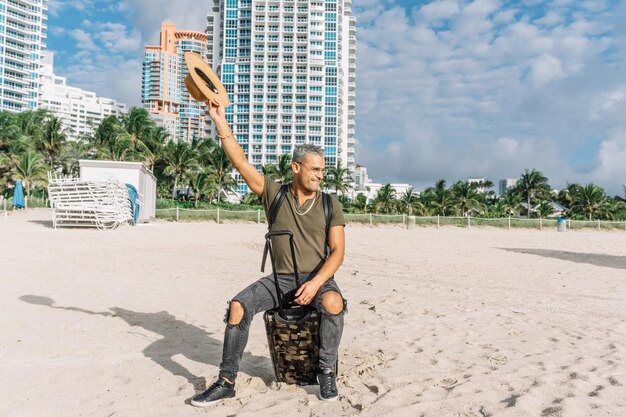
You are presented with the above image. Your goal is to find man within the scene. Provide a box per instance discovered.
[191,101,347,406]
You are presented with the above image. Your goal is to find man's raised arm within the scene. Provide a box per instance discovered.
[208,101,264,197]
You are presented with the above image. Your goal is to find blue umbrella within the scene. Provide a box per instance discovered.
[125,183,140,225]
[13,180,25,209]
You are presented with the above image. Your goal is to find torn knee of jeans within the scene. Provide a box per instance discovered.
[224,299,250,329]
[320,295,347,316]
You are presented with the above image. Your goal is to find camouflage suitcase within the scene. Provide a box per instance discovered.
[263,230,323,385]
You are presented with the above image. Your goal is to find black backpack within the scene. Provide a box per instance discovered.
[261,183,333,272]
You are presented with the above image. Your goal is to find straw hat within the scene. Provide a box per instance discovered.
[184,52,231,107]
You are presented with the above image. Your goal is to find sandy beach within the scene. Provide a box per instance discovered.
[1,208,625,417]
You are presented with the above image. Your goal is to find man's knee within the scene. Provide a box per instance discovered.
[228,301,245,325]
[321,291,344,315]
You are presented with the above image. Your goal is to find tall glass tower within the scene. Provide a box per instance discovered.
[0,0,48,112]
[207,0,356,195]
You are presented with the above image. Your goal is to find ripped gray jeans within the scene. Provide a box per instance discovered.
[218,272,346,382]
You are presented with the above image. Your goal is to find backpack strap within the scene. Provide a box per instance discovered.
[261,183,289,272]
[322,192,333,258]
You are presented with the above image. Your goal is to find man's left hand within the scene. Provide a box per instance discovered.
[294,280,322,305]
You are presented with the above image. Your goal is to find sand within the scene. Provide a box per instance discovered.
[0,208,625,417]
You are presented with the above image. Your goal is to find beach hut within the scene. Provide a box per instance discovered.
[79,160,156,223]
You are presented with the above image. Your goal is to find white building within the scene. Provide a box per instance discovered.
[0,0,48,112]
[207,0,357,195]
[498,178,518,196]
[39,52,127,140]
[362,182,414,203]
[353,164,369,191]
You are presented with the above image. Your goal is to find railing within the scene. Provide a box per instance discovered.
[153,209,626,231]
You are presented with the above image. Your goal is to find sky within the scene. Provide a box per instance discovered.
[46,0,626,195]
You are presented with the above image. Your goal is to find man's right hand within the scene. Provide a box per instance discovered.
[207,100,230,135]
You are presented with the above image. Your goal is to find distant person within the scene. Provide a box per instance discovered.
[191,101,347,406]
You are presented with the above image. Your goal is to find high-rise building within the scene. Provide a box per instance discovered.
[0,0,48,112]
[207,0,356,195]
[353,164,369,191]
[142,22,210,143]
[38,52,127,140]
[499,178,518,196]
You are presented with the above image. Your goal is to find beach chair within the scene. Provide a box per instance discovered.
[47,173,133,230]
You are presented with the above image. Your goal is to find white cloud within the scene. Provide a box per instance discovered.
[589,133,626,187]
[48,0,626,193]
[354,0,624,193]
[534,11,562,27]
[589,87,626,120]
[48,0,91,17]
[416,0,460,21]
[529,53,565,86]
[82,21,142,52]
[69,29,99,51]
[120,0,209,44]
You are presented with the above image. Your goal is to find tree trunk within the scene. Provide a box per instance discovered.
[217,178,222,206]
[172,177,178,199]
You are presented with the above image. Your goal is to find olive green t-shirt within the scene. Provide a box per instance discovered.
[262,176,345,274]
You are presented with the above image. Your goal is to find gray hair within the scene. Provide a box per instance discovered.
[292,144,324,163]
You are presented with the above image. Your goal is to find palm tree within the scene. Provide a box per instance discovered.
[162,141,197,197]
[336,194,351,211]
[37,116,68,171]
[15,109,48,143]
[274,153,293,184]
[515,169,550,218]
[373,183,397,214]
[57,140,87,176]
[424,179,453,216]
[89,115,119,154]
[0,111,20,152]
[118,107,152,152]
[351,193,367,214]
[499,191,521,216]
[261,163,279,181]
[570,183,610,220]
[536,200,555,219]
[205,142,236,205]
[0,152,11,191]
[556,183,582,212]
[399,187,423,216]
[323,162,353,195]
[188,170,218,207]
[241,192,261,206]
[142,127,169,172]
[450,181,484,216]
[11,151,48,198]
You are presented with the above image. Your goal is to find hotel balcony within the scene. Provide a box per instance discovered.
[7,1,35,15]
[5,41,26,53]
[3,71,28,84]
[6,21,33,35]
[4,60,29,75]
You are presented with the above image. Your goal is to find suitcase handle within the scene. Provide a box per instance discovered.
[264,230,304,319]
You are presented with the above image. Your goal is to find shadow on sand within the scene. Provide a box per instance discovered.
[19,295,274,393]
[500,248,626,270]
[27,220,55,229]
